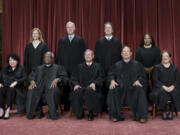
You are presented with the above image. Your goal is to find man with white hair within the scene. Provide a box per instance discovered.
[26,52,68,120]
[70,49,105,121]
[56,21,86,111]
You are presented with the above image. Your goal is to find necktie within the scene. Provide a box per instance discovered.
[69,36,73,42]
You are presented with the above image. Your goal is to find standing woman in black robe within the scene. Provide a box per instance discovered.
[135,34,161,70]
[150,50,180,120]
[135,34,161,99]
[0,54,26,119]
[24,28,49,74]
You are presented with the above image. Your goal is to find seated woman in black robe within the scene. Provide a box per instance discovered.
[150,50,180,120]
[0,54,26,119]
[70,49,105,121]
[107,46,148,123]
[26,52,68,120]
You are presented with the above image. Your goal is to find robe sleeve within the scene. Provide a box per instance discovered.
[94,41,100,63]
[24,45,29,71]
[28,68,38,83]
[79,38,86,62]
[154,47,161,65]
[152,66,163,88]
[117,40,122,60]
[0,70,3,84]
[57,66,68,86]
[42,43,49,55]
[92,64,105,86]
[135,48,143,64]
[137,63,147,90]
[71,65,80,86]
[106,64,116,86]
[15,67,27,85]
[55,39,62,65]
[173,67,180,89]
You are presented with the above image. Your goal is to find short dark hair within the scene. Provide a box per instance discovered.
[161,50,172,58]
[6,54,20,66]
[104,22,114,29]
[122,46,133,52]
[139,34,156,48]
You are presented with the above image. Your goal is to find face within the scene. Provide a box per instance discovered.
[104,24,113,36]
[144,34,152,45]
[121,47,132,60]
[32,30,40,40]
[9,57,18,68]
[66,23,75,35]
[162,52,171,64]
[84,51,94,62]
[44,53,53,64]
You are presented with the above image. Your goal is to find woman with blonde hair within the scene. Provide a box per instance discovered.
[24,28,48,74]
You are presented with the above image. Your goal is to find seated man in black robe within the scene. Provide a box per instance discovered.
[26,52,68,120]
[107,46,148,123]
[70,49,105,121]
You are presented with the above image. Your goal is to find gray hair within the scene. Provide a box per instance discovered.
[66,21,75,28]
[84,49,94,55]
[44,51,54,58]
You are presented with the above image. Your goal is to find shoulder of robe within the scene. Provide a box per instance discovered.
[171,64,178,72]
[17,65,25,70]
[112,37,120,42]
[114,60,123,67]
[58,36,68,42]
[154,64,163,70]
[41,42,48,46]
[25,43,32,48]
[97,37,106,42]
[135,47,142,52]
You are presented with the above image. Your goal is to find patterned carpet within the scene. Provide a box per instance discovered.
[0,109,180,135]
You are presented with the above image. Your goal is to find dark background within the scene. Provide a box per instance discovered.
[2,0,180,69]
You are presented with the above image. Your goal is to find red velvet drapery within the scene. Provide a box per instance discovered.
[2,0,180,68]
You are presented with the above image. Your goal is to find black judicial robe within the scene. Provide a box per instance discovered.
[56,36,86,74]
[26,64,68,119]
[107,60,148,120]
[70,62,105,117]
[94,37,122,73]
[135,46,161,68]
[0,65,26,113]
[150,64,180,111]
[24,42,49,73]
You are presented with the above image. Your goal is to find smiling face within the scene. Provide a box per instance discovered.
[66,22,75,35]
[32,29,40,40]
[84,50,94,63]
[104,23,113,36]
[144,34,152,45]
[9,57,18,68]
[162,52,171,64]
[121,46,132,60]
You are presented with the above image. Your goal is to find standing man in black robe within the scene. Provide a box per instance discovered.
[107,46,148,123]
[26,52,68,120]
[94,22,122,111]
[56,21,86,111]
[70,49,105,121]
